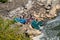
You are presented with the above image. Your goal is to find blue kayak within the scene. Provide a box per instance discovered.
[31,20,43,30]
[14,18,27,24]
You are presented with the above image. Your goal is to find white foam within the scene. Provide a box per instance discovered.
[32,33,44,40]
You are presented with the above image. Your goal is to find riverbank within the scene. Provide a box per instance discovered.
[0,0,60,40]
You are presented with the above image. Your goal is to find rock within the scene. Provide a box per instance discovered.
[32,33,45,40]
[46,10,50,13]
[0,0,60,22]
[25,0,33,9]
[56,4,60,9]
[27,29,41,36]
[34,14,39,18]
[46,0,52,5]
[15,22,23,26]
[8,0,13,2]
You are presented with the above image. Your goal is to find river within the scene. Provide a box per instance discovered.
[32,13,60,40]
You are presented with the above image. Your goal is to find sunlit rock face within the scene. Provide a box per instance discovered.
[8,0,13,2]
[0,0,60,20]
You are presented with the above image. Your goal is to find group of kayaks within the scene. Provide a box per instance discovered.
[14,18,43,30]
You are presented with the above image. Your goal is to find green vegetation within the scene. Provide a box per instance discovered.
[0,0,8,3]
[0,17,30,40]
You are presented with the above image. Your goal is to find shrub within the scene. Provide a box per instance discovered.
[0,17,30,40]
[0,0,8,3]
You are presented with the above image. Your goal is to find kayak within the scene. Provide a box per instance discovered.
[31,20,43,30]
[14,18,27,24]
